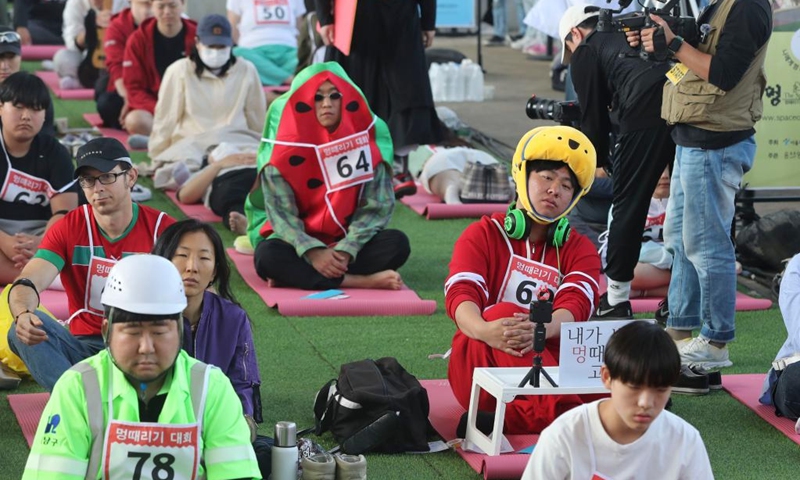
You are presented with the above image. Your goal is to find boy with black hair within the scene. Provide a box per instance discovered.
[0,71,77,285]
[522,321,714,479]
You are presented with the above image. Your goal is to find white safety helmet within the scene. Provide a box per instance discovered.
[101,254,187,316]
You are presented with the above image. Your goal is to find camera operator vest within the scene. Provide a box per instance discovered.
[661,0,769,132]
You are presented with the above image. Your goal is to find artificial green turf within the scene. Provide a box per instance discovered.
[1,81,799,479]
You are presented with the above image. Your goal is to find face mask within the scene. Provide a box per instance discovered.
[198,46,231,69]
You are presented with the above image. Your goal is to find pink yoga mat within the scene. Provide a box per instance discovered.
[597,276,773,313]
[263,86,289,95]
[400,186,508,220]
[35,71,94,100]
[723,373,800,446]
[8,392,50,448]
[421,379,536,479]
[165,191,222,222]
[21,45,60,60]
[226,248,437,317]
[39,289,69,321]
[82,113,145,152]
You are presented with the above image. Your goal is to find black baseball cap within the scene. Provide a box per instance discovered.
[75,138,133,178]
[0,25,21,56]
[197,14,233,47]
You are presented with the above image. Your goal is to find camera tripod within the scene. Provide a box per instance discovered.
[518,297,559,388]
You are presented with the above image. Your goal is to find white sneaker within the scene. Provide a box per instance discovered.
[679,336,733,369]
[131,185,152,203]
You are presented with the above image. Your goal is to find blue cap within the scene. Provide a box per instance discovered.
[197,14,233,47]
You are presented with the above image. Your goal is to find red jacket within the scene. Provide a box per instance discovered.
[104,8,137,93]
[122,17,197,113]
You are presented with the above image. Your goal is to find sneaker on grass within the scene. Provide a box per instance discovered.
[679,336,733,369]
[672,365,709,395]
[592,292,633,320]
[392,173,417,199]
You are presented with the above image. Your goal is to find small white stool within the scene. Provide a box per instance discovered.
[464,367,607,456]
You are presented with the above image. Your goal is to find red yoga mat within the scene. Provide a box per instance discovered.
[399,185,508,220]
[723,373,799,446]
[82,113,145,152]
[8,392,50,448]
[597,276,773,313]
[421,379,536,480]
[226,248,437,317]
[165,191,223,223]
[21,45,61,61]
[35,71,94,100]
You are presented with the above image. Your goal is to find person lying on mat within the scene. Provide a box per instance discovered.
[0,27,56,136]
[6,137,175,391]
[152,218,272,477]
[148,14,265,193]
[121,0,196,137]
[446,125,601,434]
[95,0,154,130]
[0,71,78,285]
[760,253,800,422]
[245,62,410,291]
[23,254,261,480]
[522,321,714,479]
[418,146,512,205]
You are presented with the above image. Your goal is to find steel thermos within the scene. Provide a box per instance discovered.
[271,421,299,480]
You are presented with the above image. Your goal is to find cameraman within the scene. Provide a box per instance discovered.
[630,0,771,368]
[559,5,674,320]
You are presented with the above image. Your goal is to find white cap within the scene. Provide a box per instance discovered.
[101,254,187,316]
[559,4,600,65]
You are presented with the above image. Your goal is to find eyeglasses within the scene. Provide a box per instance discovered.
[314,92,342,102]
[78,171,127,188]
[0,32,21,44]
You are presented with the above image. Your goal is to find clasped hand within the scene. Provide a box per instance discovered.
[484,313,534,357]
[306,247,351,279]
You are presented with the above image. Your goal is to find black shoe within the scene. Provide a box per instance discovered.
[690,365,722,390]
[672,365,710,395]
[483,35,506,47]
[455,411,495,438]
[593,293,633,320]
[655,297,669,327]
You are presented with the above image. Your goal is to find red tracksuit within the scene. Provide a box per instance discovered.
[446,212,601,433]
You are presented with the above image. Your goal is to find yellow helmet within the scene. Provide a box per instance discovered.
[511,126,596,224]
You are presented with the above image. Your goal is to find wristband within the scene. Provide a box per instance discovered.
[8,278,40,308]
[668,35,684,55]
[15,310,34,322]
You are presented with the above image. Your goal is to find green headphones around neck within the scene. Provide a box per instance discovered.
[504,203,571,247]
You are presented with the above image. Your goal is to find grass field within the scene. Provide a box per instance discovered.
[1,70,799,478]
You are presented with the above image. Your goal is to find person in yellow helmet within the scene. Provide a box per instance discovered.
[445,126,601,434]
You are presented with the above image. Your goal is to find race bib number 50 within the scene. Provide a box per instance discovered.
[317,132,374,192]
[254,0,290,25]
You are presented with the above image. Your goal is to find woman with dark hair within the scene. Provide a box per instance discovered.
[147,13,264,192]
[151,219,271,475]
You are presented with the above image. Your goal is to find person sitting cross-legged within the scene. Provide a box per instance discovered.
[446,126,601,434]
[246,62,410,290]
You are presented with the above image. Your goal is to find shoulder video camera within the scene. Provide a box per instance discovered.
[596,0,698,62]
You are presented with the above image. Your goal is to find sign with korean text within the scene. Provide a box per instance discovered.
[559,319,643,387]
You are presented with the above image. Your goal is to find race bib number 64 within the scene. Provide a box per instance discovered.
[317,132,374,192]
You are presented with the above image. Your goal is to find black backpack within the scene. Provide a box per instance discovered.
[313,357,431,455]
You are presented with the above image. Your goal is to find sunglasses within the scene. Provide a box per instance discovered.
[0,31,21,44]
[314,92,342,102]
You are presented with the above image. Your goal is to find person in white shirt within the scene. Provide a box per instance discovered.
[522,321,714,480]
[226,0,306,85]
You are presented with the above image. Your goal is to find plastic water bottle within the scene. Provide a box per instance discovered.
[441,63,453,102]
[449,62,465,102]
[428,63,443,102]
[464,61,485,102]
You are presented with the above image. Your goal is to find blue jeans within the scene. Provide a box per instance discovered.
[664,136,756,343]
[493,0,527,37]
[8,311,105,391]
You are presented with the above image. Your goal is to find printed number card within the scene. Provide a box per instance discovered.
[559,320,650,387]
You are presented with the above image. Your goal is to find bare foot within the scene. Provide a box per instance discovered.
[228,212,248,235]
[341,270,403,290]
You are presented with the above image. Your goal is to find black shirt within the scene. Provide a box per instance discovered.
[13,0,67,30]
[672,0,772,149]
[570,30,671,167]
[0,131,76,222]
[154,27,187,79]
[138,394,169,422]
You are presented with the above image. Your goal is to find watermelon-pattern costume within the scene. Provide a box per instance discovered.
[246,62,393,248]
